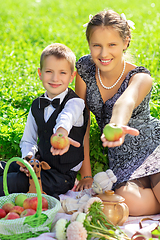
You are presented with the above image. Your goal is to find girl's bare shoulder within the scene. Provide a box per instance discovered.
[126,62,137,72]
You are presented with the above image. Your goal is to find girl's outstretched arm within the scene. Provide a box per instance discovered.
[110,72,152,125]
[101,71,152,147]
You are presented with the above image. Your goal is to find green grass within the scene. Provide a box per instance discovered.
[0,0,160,174]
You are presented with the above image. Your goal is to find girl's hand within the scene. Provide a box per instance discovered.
[101,125,139,148]
[50,137,80,155]
[75,177,93,191]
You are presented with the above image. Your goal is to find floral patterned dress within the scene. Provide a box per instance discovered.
[76,54,160,187]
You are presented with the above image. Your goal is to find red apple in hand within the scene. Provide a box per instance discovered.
[50,133,69,149]
[103,123,123,142]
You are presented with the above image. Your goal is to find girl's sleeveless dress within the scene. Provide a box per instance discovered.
[76,54,160,187]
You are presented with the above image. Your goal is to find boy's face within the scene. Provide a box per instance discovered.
[38,55,75,99]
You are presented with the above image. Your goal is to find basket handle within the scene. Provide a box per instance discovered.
[3,157,42,218]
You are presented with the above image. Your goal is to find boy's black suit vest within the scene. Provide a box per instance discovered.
[31,88,88,174]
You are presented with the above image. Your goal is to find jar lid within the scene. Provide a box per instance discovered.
[97,190,125,203]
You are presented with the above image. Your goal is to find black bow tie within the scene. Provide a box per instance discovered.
[39,98,60,109]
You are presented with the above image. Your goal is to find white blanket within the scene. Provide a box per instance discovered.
[28,190,160,239]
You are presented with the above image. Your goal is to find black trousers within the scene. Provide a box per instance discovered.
[0,161,77,197]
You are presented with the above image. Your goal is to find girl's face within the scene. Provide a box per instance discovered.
[89,26,128,72]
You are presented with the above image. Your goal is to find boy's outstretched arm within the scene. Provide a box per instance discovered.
[50,97,85,156]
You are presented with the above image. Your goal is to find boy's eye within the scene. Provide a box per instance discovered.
[93,44,100,47]
[110,43,116,46]
[61,72,66,74]
[46,70,51,73]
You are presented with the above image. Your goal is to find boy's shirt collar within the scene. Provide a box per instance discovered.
[44,88,68,104]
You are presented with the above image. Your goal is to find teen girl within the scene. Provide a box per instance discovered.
[75,10,160,216]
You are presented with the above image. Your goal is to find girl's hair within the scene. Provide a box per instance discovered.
[40,43,76,73]
[86,10,131,49]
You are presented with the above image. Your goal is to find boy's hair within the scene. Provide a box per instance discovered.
[86,10,131,49]
[40,43,76,73]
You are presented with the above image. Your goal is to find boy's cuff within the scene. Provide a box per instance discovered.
[53,123,71,135]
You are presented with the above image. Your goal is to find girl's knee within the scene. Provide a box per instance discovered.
[115,187,142,215]
[115,184,160,216]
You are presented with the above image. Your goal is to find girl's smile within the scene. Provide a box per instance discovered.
[100,58,113,65]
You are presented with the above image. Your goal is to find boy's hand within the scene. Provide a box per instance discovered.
[19,155,32,177]
[101,125,139,148]
[50,127,80,155]
[50,137,80,155]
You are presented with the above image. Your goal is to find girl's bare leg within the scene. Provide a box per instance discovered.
[115,178,160,216]
[150,172,160,203]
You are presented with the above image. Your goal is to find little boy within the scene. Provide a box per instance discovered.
[0,43,88,196]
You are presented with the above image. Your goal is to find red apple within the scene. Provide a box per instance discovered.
[103,123,123,142]
[0,208,6,218]
[42,208,48,211]
[2,201,15,214]
[29,196,48,211]
[20,209,36,217]
[50,133,69,149]
[10,206,24,215]
[29,197,38,211]
[23,197,33,209]
[42,197,48,209]
[15,194,28,207]
[5,212,20,220]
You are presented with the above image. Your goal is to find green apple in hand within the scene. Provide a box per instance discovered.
[103,123,123,141]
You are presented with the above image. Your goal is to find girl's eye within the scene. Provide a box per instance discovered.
[93,44,100,47]
[46,70,51,73]
[61,72,66,74]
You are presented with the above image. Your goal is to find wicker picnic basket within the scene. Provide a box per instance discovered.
[0,157,61,240]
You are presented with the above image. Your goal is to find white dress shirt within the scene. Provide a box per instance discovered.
[20,88,85,171]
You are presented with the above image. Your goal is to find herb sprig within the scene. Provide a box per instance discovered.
[84,201,130,240]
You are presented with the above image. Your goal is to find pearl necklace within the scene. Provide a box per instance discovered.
[97,61,126,90]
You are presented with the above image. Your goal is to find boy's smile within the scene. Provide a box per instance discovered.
[38,55,75,99]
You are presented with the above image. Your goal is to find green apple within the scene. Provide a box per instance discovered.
[103,123,123,141]
[50,133,69,149]
[15,194,28,207]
